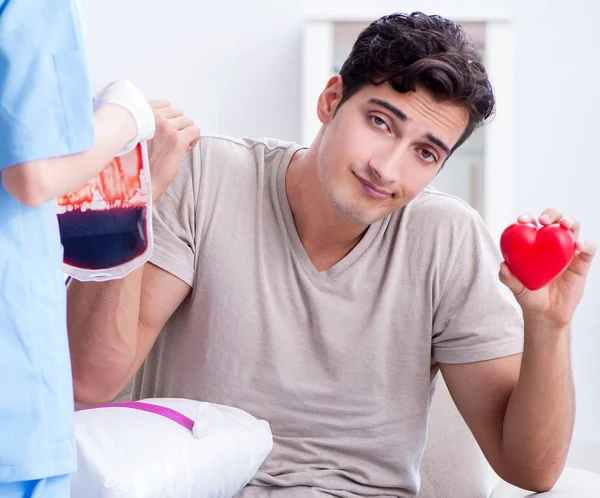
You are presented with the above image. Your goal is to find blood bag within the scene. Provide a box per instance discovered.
[57,142,153,281]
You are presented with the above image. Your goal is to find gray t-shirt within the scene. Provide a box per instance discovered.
[132,135,523,497]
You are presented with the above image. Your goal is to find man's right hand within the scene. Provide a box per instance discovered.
[147,100,200,202]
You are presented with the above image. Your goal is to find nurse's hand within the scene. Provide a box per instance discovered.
[147,100,200,202]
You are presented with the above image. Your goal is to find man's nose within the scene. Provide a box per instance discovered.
[368,143,410,184]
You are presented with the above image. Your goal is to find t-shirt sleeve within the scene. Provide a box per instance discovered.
[432,212,524,364]
[0,0,94,170]
[149,146,200,287]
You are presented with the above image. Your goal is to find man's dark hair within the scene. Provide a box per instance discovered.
[338,12,495,152]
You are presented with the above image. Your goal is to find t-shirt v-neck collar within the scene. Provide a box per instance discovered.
[276,144,385,284]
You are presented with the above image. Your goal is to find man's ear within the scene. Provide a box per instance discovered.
[317,75,344,125]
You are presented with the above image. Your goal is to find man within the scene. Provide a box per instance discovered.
[0,0,156,496]
[66,12,595,497]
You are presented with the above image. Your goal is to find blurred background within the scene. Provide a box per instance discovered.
[85,0,599,467]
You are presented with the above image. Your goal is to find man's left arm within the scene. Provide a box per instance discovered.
[441,209,595,493]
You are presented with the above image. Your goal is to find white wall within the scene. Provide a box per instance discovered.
[87,0,599,445]
[300,0,513,22]
[87,0,304,141]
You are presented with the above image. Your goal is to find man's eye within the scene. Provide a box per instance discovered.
[369,115,389,131]
[419,149,437,164]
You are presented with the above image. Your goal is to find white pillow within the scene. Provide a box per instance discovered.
[71,398,273,498]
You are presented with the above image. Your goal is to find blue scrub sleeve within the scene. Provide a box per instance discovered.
[0,0,95,171]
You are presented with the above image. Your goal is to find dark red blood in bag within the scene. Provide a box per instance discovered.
[58,207,147,269]
[57,145,149,270]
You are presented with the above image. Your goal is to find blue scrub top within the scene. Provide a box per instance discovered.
[0,0,95,482]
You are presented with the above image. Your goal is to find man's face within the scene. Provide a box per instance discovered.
[316,78,469,226]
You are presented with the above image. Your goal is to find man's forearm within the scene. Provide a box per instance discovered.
[67,266,144,404]
[500,315,575,490]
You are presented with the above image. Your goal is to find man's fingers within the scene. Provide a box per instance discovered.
[181,126,201,148]
[149,98,199,149]
[155,106,184,120]
[150,99,170,110]
[539,208,563,225]
[558,216,581,240]
[170,116,195,131]
[572,240,597,268]
[499,262,528,298]
[517,214,537,226]
[188,136,200,149]
[562,240,596,280]
[524,208,581,240]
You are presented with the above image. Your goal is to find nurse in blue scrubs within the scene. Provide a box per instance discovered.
[0,1,155,496]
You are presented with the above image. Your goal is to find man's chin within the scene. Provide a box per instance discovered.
[326,191,382,226]
[336,206,383,227]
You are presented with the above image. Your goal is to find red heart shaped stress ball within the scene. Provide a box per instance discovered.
[500,223,576,291]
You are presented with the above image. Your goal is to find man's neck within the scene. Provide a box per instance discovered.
[286,147,368,271]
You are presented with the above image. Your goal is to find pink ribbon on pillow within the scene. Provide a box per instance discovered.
[82,401,194,432]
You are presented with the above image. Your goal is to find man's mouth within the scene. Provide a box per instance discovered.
[353,172,392,200]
